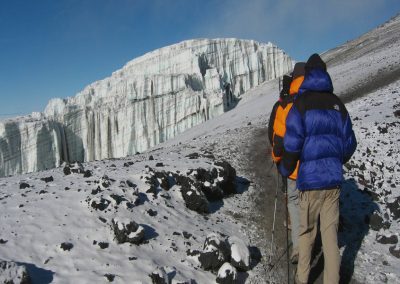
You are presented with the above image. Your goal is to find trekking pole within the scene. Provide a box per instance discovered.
[284,178,290,284]
[268,165,280,266]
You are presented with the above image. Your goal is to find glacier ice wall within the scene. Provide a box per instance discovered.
[0,38,293,177]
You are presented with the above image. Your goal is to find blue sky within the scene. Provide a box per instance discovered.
[1,0,399,117]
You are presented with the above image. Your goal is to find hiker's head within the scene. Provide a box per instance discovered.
[280,74,292,98]
[289,62,305,95]
[305,53,326,74]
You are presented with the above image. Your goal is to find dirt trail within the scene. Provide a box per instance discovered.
[239,127,296,283]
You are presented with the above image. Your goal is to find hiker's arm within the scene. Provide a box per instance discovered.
[279,106,304,177]
[268,102,279,146]
[342,112,357,164]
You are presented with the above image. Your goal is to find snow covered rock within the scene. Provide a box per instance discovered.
[111,218,145,245]
[0,260,31,284]
[149,267,168,284]
[387,196,400,220]
[19,182,30,189]
[216,262,238,284]
[90,197,111,211]
[60,242,74,251]
[389,244,400,259]
[214,161,237,195]
[199,233,230,271]
[173,173,209,214]
[376,230,398,245]
[0,39,293,177]
[193,167,223,201]
[228,236,251,271]
[369,212,390,231]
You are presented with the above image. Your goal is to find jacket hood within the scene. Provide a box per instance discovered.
[305,53,326,73]
[292,62,306,79]
[299,69,333,95]
[279,74,292,98]
[289,75,304,95]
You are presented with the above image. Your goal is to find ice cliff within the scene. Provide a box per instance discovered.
[0,38,293,177]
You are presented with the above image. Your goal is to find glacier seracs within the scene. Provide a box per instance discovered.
[0,38,294,177]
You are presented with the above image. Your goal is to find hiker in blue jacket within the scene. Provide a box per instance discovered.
[279,54,357,284]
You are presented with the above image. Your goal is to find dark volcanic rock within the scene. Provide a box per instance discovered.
[110,194,127,205]
[376,233,398,245]
[182,231,192,239]
[91,198,111,211]
[199,234,230,271]
[100,175,112,188]
[104,273,115,282]
[149,267,168,284]
[0,239,8,244]
[63,166,72,175]
[186,152,200,159]
[98,242,109,249]
[91,187,102,195]
[394,110,400,118]
[60,242,73,251]
[0,260,31,284]
[387,196,400,220]
[149,155,154,160]
[389,245,400,258]
[216,263,238,284]
[147,209,158,216]
[155,162,164,167]
[40,176,54,183]
[214,161,237,195]
[126,179,137,188]
[180,182,209,214]
[83,170,92,178]
[154,171,171,191]
[369,212,390,231]
[70,162,85,173]
[123,161,134,167]
[112,219,145,245]
[19,182,30,189]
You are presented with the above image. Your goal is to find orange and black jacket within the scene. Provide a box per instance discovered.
[267,75,304,180]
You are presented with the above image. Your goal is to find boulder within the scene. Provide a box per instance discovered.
[100,175,112,188]
[112,219,145,245]
[228,236,251,271]
[104,274,115,282]
[199,234,230,271]
[90,197,111,211]
[19,182,30,189]
[214,161,236,195]
[149,267,168,284]
[376,231,398,245]
[63,166,71,175]
[83,170,92,178]
[40,176,54,183]
[60,242,73,251]
[0,260,31,284]
[389,245,400,259]
[387,196,400,220]
[70,162,85,174]
[369,212,390,231]
[174,173,209,214]
[216,262,238,284]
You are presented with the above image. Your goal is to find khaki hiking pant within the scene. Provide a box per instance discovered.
[296,188,341,284]
[287,178,300,258]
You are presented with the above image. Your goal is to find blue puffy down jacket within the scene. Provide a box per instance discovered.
[279,69,357,191]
